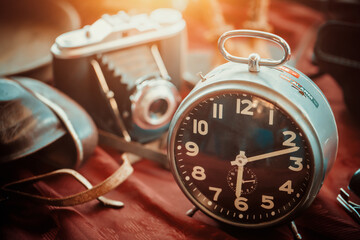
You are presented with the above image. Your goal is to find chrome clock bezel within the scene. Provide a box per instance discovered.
[168,79,324,228]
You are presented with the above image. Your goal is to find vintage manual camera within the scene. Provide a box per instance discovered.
[51,9,186,143]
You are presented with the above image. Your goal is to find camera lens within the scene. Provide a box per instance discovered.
[149,98,168,120]
[131,78,181,130]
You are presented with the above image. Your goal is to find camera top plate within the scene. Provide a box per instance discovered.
[51,9,185,59]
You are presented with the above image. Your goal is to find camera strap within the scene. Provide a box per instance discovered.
[0,77,133,208]
[0,153,133,208]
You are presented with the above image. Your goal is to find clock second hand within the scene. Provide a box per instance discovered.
[247,146,300,163]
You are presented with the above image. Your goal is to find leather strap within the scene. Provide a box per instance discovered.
[9,77,85,168]
[34,92,84,168]
[0,153,133,208]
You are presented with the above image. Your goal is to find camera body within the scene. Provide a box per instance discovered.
[52,9,186,143]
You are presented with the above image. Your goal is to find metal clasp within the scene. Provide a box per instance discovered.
[218,30,291,72]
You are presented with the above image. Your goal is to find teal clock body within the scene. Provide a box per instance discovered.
[167,30,338,228]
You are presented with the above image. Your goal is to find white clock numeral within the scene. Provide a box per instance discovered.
[279,180,294,194]
[193,119,208,135]
[289,156,303,171]
[192,166,206,181]
[213,103,223,119]
[236,99,254,116]
[234,197,248,211]
[269,109,274,125]
[185,141,199,156]
[282,131,296,147]
[209,187,222,201]
[236,99,241,113]
[261,195,274,209]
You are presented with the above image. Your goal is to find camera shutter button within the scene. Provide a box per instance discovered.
[150,8,182,25]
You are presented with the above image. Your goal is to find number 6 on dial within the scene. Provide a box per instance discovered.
[234,197,248,211]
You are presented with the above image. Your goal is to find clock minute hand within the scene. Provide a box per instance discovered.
[247,146,299,163]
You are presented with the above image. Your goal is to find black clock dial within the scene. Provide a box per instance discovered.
[172,91,314,226]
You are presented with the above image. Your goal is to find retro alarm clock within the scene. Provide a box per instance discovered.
[167,30,338,230]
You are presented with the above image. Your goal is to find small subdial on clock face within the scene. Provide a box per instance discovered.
[227,167,257,195]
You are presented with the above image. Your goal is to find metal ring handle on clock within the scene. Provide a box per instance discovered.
[218,30,291,72]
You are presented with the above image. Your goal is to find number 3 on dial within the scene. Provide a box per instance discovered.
[289,156,303,171]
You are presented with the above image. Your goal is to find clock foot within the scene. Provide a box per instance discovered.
[186,206,199,217]
[289,221,302,239]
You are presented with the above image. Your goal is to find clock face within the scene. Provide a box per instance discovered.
[170,91,314,227]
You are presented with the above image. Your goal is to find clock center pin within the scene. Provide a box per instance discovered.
[231,151,248,167]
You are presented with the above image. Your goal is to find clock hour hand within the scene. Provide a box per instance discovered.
[231,151,248,197]
[235,165,244,197]
[247,146,299,163]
